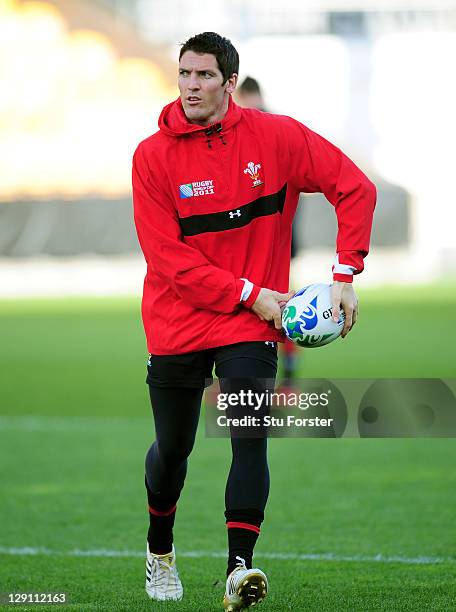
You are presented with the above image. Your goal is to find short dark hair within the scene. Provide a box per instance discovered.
[179,32,239,84]
[239,76,261,95]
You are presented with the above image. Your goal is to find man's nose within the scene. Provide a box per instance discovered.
[188,73,200,90]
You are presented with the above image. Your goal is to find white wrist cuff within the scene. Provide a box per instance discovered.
[240,278,253,302]
[333,253,356,276]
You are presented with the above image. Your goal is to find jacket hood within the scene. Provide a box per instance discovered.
[158,96,242,137]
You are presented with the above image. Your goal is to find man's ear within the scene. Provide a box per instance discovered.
[225,73,238,95]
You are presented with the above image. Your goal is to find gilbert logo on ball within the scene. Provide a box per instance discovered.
[282,283,345,348]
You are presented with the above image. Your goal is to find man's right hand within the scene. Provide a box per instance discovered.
[251,288,295,330]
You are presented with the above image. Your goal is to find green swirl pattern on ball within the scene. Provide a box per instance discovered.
[283,304,306,341]
[283,304,334,346]
[295,333,334,347]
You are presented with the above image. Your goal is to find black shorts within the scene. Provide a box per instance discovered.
[146,341,278,389]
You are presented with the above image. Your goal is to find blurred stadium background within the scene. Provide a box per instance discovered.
[1,0,456,293]
[1,1,455,610]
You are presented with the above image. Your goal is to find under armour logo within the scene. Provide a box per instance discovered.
[229,209,241,218]
[265,341,276,347]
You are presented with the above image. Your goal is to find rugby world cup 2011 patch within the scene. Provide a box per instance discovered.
[179,180,215,198]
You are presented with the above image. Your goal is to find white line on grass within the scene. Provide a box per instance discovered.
[0,547,453,565]
[0,416,150,432]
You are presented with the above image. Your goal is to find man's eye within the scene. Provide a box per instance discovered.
[179,70,188,76]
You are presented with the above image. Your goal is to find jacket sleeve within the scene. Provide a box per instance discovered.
[285,117,377,282]
[132,144,257,313]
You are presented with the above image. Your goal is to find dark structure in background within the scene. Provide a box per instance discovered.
[0,180,408,257]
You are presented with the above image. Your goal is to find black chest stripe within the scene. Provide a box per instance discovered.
[179,184,287,237]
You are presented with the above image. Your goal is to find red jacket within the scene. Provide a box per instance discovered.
[132,97,376,355]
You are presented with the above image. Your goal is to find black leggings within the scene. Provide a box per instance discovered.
[145,347,277,512]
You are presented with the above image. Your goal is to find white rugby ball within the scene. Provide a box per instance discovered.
[281,283,345,348]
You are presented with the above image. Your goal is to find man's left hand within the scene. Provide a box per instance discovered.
[331,281,358,338]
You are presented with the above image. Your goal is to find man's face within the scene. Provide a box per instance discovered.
[178,51,237,126]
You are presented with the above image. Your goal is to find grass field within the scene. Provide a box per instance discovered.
[1,287,456,611]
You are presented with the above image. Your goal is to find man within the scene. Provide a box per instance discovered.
[132,32,376,611]
[235,75,266,111]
